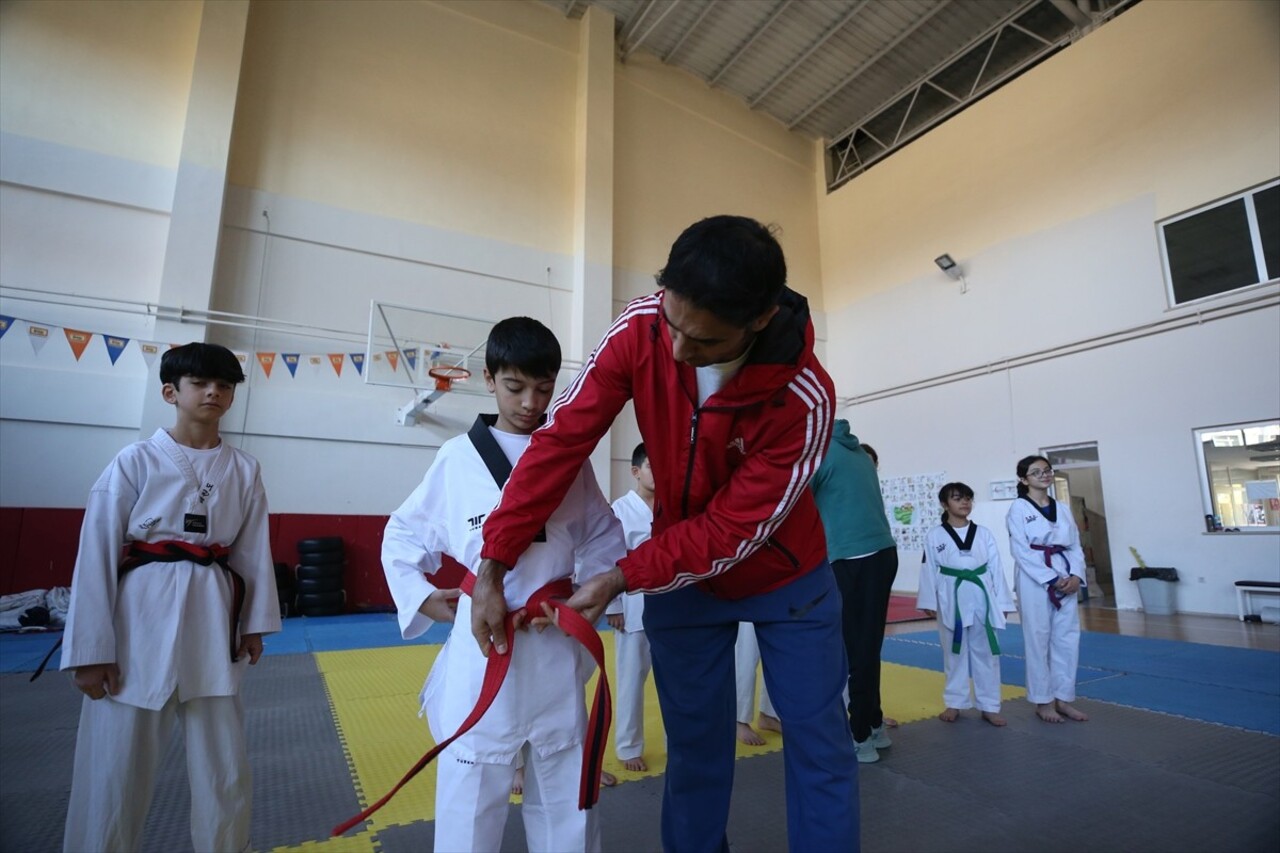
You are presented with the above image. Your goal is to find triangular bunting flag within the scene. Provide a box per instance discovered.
[349,353,365,376]
[64,329,92,361]
[308,355,324,376]
[138,342,162,369]
[234,352,249,371]
[257,352,276,378]
[282,353,300,378]
[28,324,50,355]
[386,350,399,372]
[372,352,383,363]
[328,354,344,377]
[0,315,13,341]
[104,336,129,365]
[405,347,418,372]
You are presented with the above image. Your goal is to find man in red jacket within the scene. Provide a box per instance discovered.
[475,215,859,852]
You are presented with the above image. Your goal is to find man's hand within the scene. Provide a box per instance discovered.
[419,588,462,623]
[564,568,628,628]
[606,613,625,631]
[471,558,511,656]
[237,632,264,665]
[72,663,120,700]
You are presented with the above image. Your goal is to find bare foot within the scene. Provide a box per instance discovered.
[511,766,524,796]
[600,771,617,788]
[757,712,782,733]
[736,722,766,746]
[1036,703,1064,723]
[938,707,960,723]
[1056,700,1089,722]
[622,756,647,772]
[883,717,899,728]
[982,711,1007,727]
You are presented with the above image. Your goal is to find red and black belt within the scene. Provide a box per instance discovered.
[30,539,245,682]
[331,571,612,837]
[1030,544,1071,609]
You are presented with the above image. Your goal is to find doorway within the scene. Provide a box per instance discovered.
[1041,442,1114,599]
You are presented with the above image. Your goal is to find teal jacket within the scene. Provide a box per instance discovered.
[810,420,896,561]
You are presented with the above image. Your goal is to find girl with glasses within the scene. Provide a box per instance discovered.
[1006,455,1090,724]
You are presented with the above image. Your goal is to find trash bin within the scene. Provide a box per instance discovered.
[1130,567,1179,616]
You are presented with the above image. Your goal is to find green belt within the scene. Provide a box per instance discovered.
[939,563,1000,655]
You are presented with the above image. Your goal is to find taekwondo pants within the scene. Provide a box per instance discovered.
[644,561,858,853]
[831,546,899,742]
[63,692,250,853]
[938,623,1003,712]
[434,741,600,853]
[733,623,776,724]
[614,629,652,761]
[1018,582,1081,704]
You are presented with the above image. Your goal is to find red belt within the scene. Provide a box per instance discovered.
[331,572,612,837]
[120,540,243,662]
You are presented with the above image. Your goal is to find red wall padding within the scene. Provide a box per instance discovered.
[0,508,469,611]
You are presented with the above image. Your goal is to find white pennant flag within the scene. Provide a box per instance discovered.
[138,341,162,370]
[27,323,50,355]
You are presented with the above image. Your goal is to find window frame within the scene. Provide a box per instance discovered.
[1192,419,1280,534]
[1158,179,1280,308]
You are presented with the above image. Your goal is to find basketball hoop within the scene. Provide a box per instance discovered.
[428,365,472,392]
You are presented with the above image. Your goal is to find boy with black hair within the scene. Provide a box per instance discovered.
[605,442,657,772]
[61,342,280,853]
[476,216,859,852]
[381,316,625,852]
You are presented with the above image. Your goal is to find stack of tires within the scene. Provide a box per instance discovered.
[295,537,346,617]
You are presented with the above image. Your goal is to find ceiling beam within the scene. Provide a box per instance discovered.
[708,0,792,87]
[749,0,870,108]
[1049,0,1094,28]
[787,0,950,130]
[621,0,685,61]
[664,0,716,62]
[618,0,660,50]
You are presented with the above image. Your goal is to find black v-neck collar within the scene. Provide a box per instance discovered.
[942,521,976,552]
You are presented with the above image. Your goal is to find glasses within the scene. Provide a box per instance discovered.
[1026,467,1055,478]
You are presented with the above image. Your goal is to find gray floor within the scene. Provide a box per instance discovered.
[3,653,1278,853]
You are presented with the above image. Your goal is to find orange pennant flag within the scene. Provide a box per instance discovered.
[328,353,345,377]
[257,352,276,378]
[386,351,399,372]
[64,328,92,361]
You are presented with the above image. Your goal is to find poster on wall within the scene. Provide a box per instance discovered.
[881,472,947,557]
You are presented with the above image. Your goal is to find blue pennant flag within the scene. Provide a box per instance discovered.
[282,353,300,377]
[405,347,418,372]
[350,353,365,375]
[0,315,12,341]
[103,336,130,365]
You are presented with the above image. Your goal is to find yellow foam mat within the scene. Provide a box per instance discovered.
[269,635,1023,851]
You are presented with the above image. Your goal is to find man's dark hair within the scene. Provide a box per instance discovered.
[631,442,648,468]
[160,342,246,386]
[860,443,879,467]
[656,215,786,327]
[485,316,561,379]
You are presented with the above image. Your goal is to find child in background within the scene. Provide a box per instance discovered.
[918,482,1014,726]
[606,443,660,772]
[733,622,781,745]
[60,342,280,853]
[1006,455,1089,724]
[382,317,626,852]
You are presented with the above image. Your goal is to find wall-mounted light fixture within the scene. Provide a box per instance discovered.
[934,253,968,294]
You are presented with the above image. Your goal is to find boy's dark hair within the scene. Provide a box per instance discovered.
[860,443,879,467]
[160,342,246,386]
[631,442,648,468]
[485,317,561,379]
[938,481,975,522]
[656,215,786,327]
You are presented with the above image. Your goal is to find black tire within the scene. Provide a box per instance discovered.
[296,562,344,581]
[296,591,345,610]
[298,603,344,617]
[296,576,343,595]
[298,551,345,567]
[297,537,344,554]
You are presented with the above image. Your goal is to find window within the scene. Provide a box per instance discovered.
[1159,180,1280,305]
[1194,420,1280,532]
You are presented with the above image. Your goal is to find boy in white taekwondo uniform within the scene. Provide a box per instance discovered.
[917,483,1015,726]
[382,317,626,853]
[60,343,280,853]
[1006,455,1090,724]
[605,443,657,772]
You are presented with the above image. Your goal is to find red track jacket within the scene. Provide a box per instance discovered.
[481,288,835,600]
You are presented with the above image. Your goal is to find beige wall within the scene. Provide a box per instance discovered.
[227,0,580,254]
[0,0,201,167]
[817,0,1280,310]
[613,52,822,308]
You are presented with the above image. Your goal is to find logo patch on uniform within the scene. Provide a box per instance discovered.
[935,543,946,553]
[726,437,746,455]
[184,513,208,533]
[467,513,486,531]
[1024,514,1038,523]
[198,483,214,505]
[139,516,161,530]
